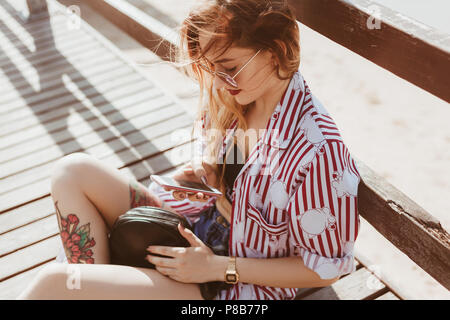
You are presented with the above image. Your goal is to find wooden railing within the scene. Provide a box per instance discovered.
[81,0,450,291]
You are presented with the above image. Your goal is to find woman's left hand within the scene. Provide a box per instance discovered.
[146,224,219,283]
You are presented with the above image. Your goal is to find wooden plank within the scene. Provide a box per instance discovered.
[0,87,161,151]
[0,49,119,97]
[0,71,150,127]
[0,63,134,130]
[0,197,54,235]
[0,260,54,300]
[84,0,178,61]
[0,236,60,281]
[288,0,450,103]
[0,73,150,125]
[0,54,122,106]
[300,267,386,300]
[0,32,93,69]
[0,97,181,180]
[0,42,118,94]
[356,159,450,290]
[0,82,157,161]
[0,43,118,93]
[0,9,67,40]
[0,15,84,49]
[354,247,408,300]
[0,0,49,24]
[0,31,95,69]
[0,215,58,257]
[0,29,92,67]
[0,38,103,78]
[0,15,67,45]
[0,65,137,118]
[26,0,48,15]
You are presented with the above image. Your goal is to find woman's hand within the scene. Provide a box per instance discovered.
[164,162,218,202]
[146,224,221,283]
[190,158,218,188]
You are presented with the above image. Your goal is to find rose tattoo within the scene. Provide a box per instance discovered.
[54,201,96,264]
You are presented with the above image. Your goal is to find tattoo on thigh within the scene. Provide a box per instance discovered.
[129,178,161,209]
[54,201,96,264]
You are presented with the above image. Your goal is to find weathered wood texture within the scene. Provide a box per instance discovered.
[288,0,450,103]
[86,0,178,62]
[0,0,194,299]
[356,159,450,290]
[26,0,48,14]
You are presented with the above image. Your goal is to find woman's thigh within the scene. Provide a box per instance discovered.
[18,263,203,300]
[51,152,161,230]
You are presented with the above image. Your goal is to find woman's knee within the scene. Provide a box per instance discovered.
[19,263,72,299]
[50,152,96,189]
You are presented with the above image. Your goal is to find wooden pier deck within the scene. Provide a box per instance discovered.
[0,0,401,300]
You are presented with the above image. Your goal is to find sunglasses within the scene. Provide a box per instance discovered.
[195,49,262,89]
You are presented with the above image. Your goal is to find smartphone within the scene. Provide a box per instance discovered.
[150,174,222,197]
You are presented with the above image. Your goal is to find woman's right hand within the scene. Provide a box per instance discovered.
[164,161,218,203]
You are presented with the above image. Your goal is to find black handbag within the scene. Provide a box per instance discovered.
[108,206,231,299]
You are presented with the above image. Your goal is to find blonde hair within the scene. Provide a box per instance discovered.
[176,0,301,206]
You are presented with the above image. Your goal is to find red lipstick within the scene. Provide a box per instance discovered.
[227,89,242,96]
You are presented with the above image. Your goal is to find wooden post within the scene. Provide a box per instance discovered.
[26,0,48,13]
[19,0,49,22]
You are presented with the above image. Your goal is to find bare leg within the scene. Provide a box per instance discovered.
[50,152,162,264]
[18,152,204,300]
[16,263,203,300]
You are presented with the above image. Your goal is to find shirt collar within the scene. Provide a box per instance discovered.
[218,69,306,159]
[261,70,306,150]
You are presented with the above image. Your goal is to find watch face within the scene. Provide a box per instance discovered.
[226,273,237,283]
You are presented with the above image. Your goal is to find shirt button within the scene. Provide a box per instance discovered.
[272,112,279,120]
[271,139,279,147]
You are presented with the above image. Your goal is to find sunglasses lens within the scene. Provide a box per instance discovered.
[223,75,238,88]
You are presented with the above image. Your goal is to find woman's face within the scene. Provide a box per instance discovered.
[198,32,279,106]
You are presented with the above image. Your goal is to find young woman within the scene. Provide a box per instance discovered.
[18,0,361,300]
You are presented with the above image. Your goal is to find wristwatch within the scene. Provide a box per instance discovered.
[225,256,239,284]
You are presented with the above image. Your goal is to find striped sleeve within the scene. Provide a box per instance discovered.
[286,140,361,280]
[147,113,216,224]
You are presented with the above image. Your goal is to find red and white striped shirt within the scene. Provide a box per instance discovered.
[148,68,361,300]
